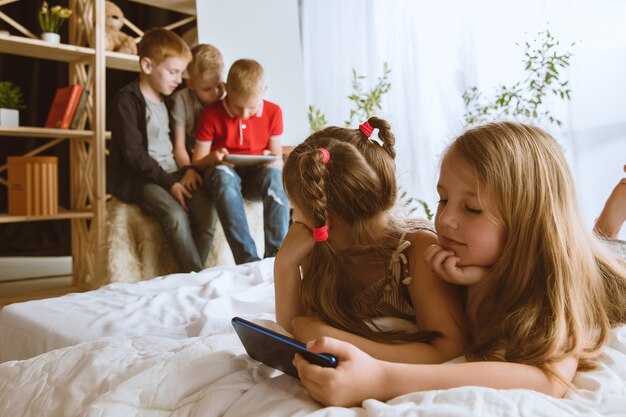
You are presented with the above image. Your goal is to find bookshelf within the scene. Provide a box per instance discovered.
[0,0,197,304]
[0,0,106,302]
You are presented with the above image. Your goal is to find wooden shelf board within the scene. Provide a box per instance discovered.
[0,34,140,73]
[0,33,94,62]
[126,0,196,15]
[106,51,139,72]
[0,209,94,224]
[0,126,95,139]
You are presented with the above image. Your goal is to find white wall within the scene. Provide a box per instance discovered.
[195,0,308,146]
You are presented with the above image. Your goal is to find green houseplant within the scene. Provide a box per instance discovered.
[307,63,392,132]
[463,29,574,128]
[418,29,575,219]
[344,62,392,127]
[0,81,26,127]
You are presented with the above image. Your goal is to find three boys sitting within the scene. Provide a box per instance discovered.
[107,28,288,271]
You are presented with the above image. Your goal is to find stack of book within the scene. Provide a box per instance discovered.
[44,84,90,129]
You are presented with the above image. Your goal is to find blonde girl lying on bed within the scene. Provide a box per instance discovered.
[274,117,466,364]
[293,121,626,407]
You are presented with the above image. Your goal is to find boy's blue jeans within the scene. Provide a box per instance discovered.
[203,165,289,264]
[139,182,217,272]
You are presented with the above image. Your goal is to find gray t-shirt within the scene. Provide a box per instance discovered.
[171,88,203,155]
[145,98,178,174]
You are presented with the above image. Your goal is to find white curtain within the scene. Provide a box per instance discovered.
[300,0,626,239]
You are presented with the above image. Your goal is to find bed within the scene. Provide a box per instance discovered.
[1,258,625,416]
[0,259,276,363]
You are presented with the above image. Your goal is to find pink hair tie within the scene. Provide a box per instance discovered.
[359,121,384,147]
[313,225,329,242]
[359,121,374,138]
[319,147,330,164]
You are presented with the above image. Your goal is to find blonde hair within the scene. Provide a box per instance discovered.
[283,117,440,343]
[137,28,191,64]
[226,59,264,96]
[446,121,626,371]
[188,44,224,79]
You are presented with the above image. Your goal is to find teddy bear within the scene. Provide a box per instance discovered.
[104,1,137,55]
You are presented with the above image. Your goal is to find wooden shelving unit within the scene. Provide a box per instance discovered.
[0,0,197,305]
[0,0,106,303]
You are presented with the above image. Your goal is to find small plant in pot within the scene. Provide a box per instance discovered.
[0,81,26,127]
[38,1,73,44]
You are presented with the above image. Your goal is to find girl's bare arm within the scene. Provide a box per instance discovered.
[295,336,578,407]
[274,222,314,332]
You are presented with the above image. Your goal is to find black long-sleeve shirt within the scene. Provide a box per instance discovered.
[107,79,177,203]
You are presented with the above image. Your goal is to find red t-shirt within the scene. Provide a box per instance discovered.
[195,98,283,155]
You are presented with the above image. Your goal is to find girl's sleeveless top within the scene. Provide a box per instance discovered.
[351,220,435,322]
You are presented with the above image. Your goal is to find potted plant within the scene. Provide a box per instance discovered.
[0,81,26,127]
[38,1,72,44]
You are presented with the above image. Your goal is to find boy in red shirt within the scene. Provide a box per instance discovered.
[193,59,289,264]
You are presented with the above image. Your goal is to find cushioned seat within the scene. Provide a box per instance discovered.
[99,197,264,285]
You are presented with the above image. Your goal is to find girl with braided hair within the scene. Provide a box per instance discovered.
[274,117,467,364]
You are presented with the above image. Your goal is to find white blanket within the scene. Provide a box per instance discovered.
[0,260,276,362]
[1,259,625,416]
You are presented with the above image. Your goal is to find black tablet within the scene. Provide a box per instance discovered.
[231,316,338,379]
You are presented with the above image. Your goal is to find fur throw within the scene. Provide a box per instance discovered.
[100,198,264,286]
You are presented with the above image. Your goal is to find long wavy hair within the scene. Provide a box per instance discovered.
[282,117,439,343]
[447,121,626,371]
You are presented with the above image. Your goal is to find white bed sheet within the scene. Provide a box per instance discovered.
[0,259,276,363]
[0,322,625,416]
[1,258,625,416]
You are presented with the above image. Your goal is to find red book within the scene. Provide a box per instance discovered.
[45,84,84,129]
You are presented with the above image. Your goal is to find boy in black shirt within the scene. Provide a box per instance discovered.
[107,28,216,272]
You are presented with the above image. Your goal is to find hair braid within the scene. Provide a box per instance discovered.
[298,149,329,228]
